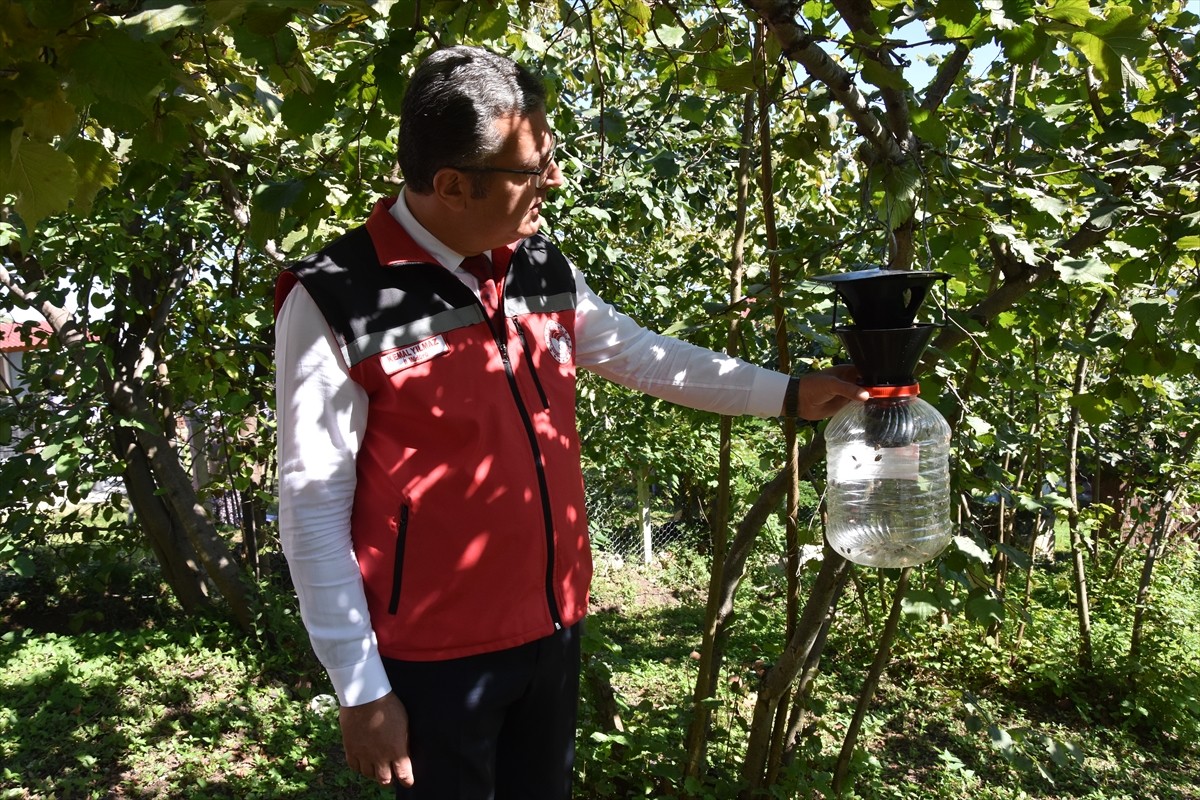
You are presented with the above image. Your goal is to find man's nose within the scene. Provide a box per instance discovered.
[542,158,564,189]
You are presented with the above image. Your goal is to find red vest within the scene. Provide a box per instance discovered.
[275,202,591,661]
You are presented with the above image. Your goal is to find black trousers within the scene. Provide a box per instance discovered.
[384,622,581,800]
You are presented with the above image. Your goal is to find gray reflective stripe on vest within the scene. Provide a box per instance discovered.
[505,291,576,317]
[347,305,485,367]
[344,290,575,367]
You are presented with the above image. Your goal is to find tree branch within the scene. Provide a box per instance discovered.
[829,0,913,145]
[928,215,1117,361]
[921,42,970,113]
[0,251,89,349]
[740,0,907,163]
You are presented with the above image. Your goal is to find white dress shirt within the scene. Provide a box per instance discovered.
[275,192,790,706]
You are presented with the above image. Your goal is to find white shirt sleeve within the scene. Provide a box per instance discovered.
[275,284,391,708]
[573,268,790,417]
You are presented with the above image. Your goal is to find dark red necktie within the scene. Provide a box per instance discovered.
[461,253,502,335]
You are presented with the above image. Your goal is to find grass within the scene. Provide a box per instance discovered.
[0,550,389,800]
[1,543,1198,799]
[579,547,1200,799]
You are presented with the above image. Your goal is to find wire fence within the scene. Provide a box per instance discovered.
[584,482,710,562]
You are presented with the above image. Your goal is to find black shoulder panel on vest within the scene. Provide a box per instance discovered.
[286,228,577,367]
[287,226,478,360]
[506,233,576,301]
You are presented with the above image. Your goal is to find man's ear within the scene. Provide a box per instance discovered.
[431,168,470,212]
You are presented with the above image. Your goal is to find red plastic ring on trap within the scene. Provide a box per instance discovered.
[864,383,920,398]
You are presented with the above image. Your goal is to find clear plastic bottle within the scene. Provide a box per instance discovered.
[824,385,952,567]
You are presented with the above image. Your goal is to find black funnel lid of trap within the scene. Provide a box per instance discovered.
[836,324,937,387]
[813,268,950,330]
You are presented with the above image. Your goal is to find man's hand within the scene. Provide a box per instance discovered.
[796,365,869,420]
[339,692,414,787]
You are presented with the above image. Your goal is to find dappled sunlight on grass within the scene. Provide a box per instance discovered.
[579,546,1200,800]
[0,613,385,799]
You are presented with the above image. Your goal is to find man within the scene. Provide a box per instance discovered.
[274,46,865,799]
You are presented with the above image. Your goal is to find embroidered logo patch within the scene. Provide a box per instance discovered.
[380,335,448,375]
[544,320,573,365]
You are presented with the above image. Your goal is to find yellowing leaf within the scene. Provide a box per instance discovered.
[20,87,78,139]
[64,139,118,213]
[620,0,651,37]
[3,138,77,228]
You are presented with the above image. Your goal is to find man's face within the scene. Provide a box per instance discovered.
[463,110,562,249]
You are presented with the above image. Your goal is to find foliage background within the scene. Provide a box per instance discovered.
[1,0,1198,797]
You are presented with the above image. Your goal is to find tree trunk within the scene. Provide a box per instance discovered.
[121,398,258,632]
[684,80,758,782]
[5,265,257,628]
[1013,342,1045,652]
[832,568,912,794]
[772,561,849,781]
[114,424,209,612]
[740,548,850,796]
[1128,485,1175,668]
[1065,298,1105,672]
[1129,427,1199,667]
[757,19,806,762]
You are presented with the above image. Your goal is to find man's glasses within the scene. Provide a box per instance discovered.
[452,139,558,189]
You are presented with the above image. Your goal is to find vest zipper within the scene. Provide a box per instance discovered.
[388,504,410,615]
[513,322,551,411]
[494,329,564,632]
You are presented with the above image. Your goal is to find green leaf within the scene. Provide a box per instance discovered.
[871,160,922,225]
[618,0,651,37]
[1014,187,1070,222]
[1067,6,1150,94]
[1041,493,1074,511]
[861,59,905,91]
[901,590,941,619]
[68,29,171,112]
[1001,0,1034,25]
[954,535,992,564]
[281,79,339,135]
[63,139,118,213]
[998,24,1046,64]
[1068,392,1112,425]
[715,63,758,94]
[962,415,994,438]
[474,4,510,40]
[649,151,680,180]
[1046,738,1085,766]
[3,137,77,227]
[967,594,1005,624]
[933,0,982,39]
[1043,0,1092,26]
[121,1,207,41]
[910,107,949,149]
[995,542,1031,571]
[8,553,36,577]
[20,0,84,30]
[1055,255,1113,285]
[254,180,307,214]
[655,25,685,48]
[990,223,1038,264]
[1175,294,1200,334]
[1129,297,1169,327]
